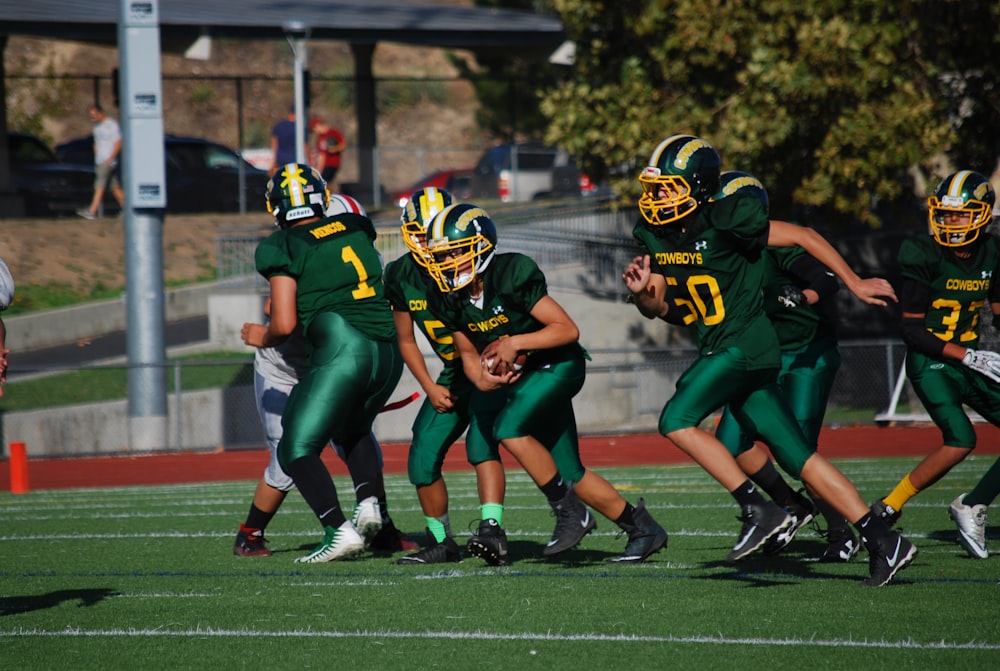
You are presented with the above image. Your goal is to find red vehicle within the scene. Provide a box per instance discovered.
[390,168,473,208]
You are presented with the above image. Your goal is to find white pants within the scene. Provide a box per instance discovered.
[254,369,383,491]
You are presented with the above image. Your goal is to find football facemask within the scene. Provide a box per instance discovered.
[928,170,995,248]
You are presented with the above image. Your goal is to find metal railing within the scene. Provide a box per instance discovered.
[2,339,909,458]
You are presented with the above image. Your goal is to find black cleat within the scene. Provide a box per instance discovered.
[543,486,596,557]
[608,498,668,563]
[466,518,510,566]
[233,527,272,557]
[396,532,462,565]
[862,530,917,587]
[727,502,793,563]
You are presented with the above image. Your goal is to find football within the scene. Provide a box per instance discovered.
[480,338,527,375]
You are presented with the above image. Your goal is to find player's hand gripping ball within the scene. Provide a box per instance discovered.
[481,337,527,376]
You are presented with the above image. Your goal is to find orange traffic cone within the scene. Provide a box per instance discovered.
[9,442,29,494]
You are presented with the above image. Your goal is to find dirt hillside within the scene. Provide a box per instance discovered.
[0,213,255,297]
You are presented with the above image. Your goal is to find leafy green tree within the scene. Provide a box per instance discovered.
[456,0,565,141]
[541,0,1000,229]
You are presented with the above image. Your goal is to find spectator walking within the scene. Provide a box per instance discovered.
[77,104,125,219]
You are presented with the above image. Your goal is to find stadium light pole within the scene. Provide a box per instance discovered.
[119,0,169,451]
[283,20,310,165]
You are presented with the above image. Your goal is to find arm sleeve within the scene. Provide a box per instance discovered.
[899,277,932,315]
[897,271,946,355]
[787,254,840,301]
[659,282,689,325]
[900,315,947,357]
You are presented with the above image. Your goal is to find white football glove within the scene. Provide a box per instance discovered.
[962,348,1000,383]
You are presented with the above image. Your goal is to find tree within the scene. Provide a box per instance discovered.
[541,0,1000,229]
[455,0,566,141]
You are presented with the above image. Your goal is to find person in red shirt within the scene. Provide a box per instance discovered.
[310,116,348,189]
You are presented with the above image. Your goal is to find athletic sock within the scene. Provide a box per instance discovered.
[540,474,569,503]
[614,502,637,528]
[426,515,450,543]
[748,460,796,506]
[883,474,920,512]
[966,455,1000,506]
[813,497,850,532]
[730,479,767,508]
[480,502,504,526]
[244,503,276,532]
[283,454,347,529]
[854,511,891,548]
[343,435,380,502]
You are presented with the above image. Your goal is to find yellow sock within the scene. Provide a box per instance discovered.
[883,474,920,511]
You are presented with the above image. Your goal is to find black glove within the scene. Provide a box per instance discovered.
[777,285,806,309]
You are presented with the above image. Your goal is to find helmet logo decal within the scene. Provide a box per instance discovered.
[674,138,711,170]
[454,207,489,232]
[279,164,310,206]
[721,175,764,197]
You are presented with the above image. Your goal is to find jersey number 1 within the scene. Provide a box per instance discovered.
[341,245,377,299]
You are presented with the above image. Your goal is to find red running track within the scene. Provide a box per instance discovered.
[3,424,1000,492]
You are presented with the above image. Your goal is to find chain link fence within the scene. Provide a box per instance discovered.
[1,339,907,458]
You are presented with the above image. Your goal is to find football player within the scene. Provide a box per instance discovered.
[233,194,417,559]
[241,164,403,563]
[424,202,669,563]
[711,172,856,562]
[385,187,511,566]
[871,169,1000,559]
[622,134,916,585]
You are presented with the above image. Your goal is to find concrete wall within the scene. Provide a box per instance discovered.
[5,282,220,351]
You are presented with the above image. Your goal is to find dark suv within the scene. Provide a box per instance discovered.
[56,134,270,214]
[6,131,101,216]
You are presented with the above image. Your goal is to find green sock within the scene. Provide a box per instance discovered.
[481,502,504,526]
[966,456,1000,506]
[426,515,449,543]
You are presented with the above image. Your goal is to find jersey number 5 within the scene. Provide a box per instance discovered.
[666,274,725,326]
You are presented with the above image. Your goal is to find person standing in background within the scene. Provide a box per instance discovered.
[77,104,125,220]
[270,106,307,175]
[310,116,348,191]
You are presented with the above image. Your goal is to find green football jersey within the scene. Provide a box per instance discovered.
[762,245,837,350]
[384,252,462,370]
[255,212,396,341]
[898,234,1000,348]
[429,253,586,366]
[633,192,780,370]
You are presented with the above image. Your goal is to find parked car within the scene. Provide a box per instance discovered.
[470,142,592,203]
[389,167,473,208]
[5,131,104,217]
[56,134,270,214]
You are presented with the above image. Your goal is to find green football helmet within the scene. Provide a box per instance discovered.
[425,202,497,292]
[928,170,996,248]
[638,134,721,227]
[400,187,453,267]
[711,170,769,215]
[266,163,329,229]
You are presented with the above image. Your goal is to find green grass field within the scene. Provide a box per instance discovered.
[2,456,998,670]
